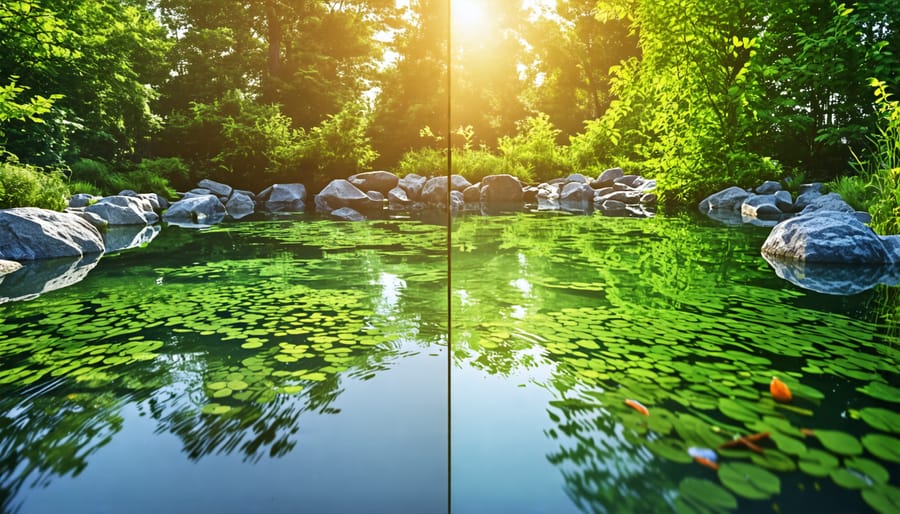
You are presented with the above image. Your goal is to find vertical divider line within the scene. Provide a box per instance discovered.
[446,0,453,512]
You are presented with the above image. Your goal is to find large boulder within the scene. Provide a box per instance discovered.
[480,174,524,209]
[762,211,896,264]
[560,182,594,204]
[86,195,159,225]
[387,187,412,210]
[463,184,481,203]
[699,186,752,212]
[314,179,379,213]
[799,192,855,215]
[0,208,105,260]
[593,167,624,188]
[197,179,233,198]
[258,183,306,212]
[755,181,782,194]
[348,171,399,195]
[163,195,227,226]
[421,176,449,205]
[68,193,100,208]
[740,194,783,220]
[398,173,427,201]
[226,192,256,220]
[451,174,473,192]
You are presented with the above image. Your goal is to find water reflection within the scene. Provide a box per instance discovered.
[0,254,101,303]
[763,253,900,295]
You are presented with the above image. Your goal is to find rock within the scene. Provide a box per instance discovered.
[762,253,900,295]
[537,183,560,199]
[314,179,379,213]
[68,193,99,208]
[451,174,472,192]
[259,183,306,212]
[367,191,385,203]
[66,209,109,231]
[600,199,627,211]
[480,174,524,209]
[163,195,227,226]
[348,171,399,195]
[595,167,624,187]
[0,259,22,277]
[599,190,641,204]
[799,182,825,195]
[755,180,782,194]
[104,225,161,254]
[762,211,895,264]
[741,194,783,220]
[118,189,140,197]
[799,192,855,215]
[330,207,366,221]
[398,174,427,200]
[699,186,751,211]
[463,184,481,203]
[86,195,159,225]
[640,193,658,205]
[0,253,101,303]
[774,190,793,212]
[387,187,412,209]
[522,186,538,203]
[234,189,256,201]
[421,176,449,205]
[0,208,105,260]
[564,173,590,184]
[636,179,657,192]
[226,192,256,220]
[560,182,594,203]
[855,211,873,224]
[614,174,640,188]
[450,190,465,213]
[198,179,233,198]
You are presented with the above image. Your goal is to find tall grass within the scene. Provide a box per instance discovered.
[0,157,69,210]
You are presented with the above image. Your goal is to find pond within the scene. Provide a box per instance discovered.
[0,212,897,513]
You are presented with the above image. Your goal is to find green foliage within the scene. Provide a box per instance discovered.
[0,157,69,210]
[498,113,571,184]
[453,147,534,185]
[135,157,190,192]
[826,175,870,212]
[396,147,447,178]
[0,77,62,130]
[67,180,103,196]
[69,157,181,198]
[850,79,900,235]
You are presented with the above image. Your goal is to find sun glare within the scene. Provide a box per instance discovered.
[451,0,491,38]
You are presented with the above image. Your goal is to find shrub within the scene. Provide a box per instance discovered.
[135,157,190,192]
[452,148,534,185]
[0,158,69,210]
[826,175,870,211]
[498,113,571,183]
[67,180,103,197]
[396,147,446,177]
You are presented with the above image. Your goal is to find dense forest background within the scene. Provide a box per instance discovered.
[0,0,898,229]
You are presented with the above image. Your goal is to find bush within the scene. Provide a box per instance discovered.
[135,157,190,192]
[498,113,571,183]
[826,175,870,211]
[452,148,533,184]
[396,147,446,177]
[70,157,180,198]
[67,180,103,196]
[0,158,69,210]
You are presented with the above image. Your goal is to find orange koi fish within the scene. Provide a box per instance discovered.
[770,376,792,402]
[624,399,649,416]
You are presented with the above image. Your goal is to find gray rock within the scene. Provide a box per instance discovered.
[699,186,751,211]
[0,259,22,277]
[762,253,900,295]
[755,180,782,194]
[793,189,822,211]
[226,192,256,220]
[593,187,614,197]
[104,225,161,254]
[537,183,560,199]
[799,192,855,215]
[398,173,427,200]
[599,190,641,204]
[595,167,624,187]
[560,182,594,203]
[450,190,465,213]
[234,189,256,201]
[163,195,227,226]
[855,211,873,224]
[66,209,109,230]
[118,189,140,197]
[348,171,399,195]
[799,182,825,195]
[0,208,105,260]
[564,173,590,184]
[187,188,212,196]
[0,253,101,303]
[314,179,378,213]
[636,179,657,192]
[451,174,473,192]
[387,187,412,209]
[366,191,385,203]
[536,197,560,211]
[600,199,627,211]
[774,190,793,212]
[614,174,640,188]
[421,176,449,205]
[68,193,99,208]
[762,211,894,263]
[198,179,233,198]
[741,194,783,220]
[463,184,481,203]
[86,195,158,225]
[480,174,524,209]
[523,186,538,203]
[330,207,366,221]
[259,183,306,212]
[640,193,658,205]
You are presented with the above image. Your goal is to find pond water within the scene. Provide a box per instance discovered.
[0,212,897,513]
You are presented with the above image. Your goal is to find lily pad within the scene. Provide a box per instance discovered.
[201,403,231,415]
[718,398,759,424]
[750,449,796,472]
[862,484,900,514]
[814,430,863,456]
[844,457,890,485]
[676,477,737,513]
[862,434,900,463]
[859,408,900,434]
[798,449,840,477]
[857,382,900,403]
[646,439,693,464]
[718,462,781,500]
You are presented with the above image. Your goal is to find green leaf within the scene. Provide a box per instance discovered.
[798,449,839,477]
[862,434,900,463]
[718,462,781,500]
[856,381,900,402]
[677,477,737,513]
[815,430,863,456]
[646,439,693,464]
[844,458,890,485]
[862,484,900,514]
[859,407,900,433]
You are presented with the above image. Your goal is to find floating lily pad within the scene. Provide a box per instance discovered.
[646,439,693,464]
[676,477,737,513]
[859,408,900,434]
[798,449,840,477]
[862,484,900,514]
[718,462,781,500]
[862,434,900,463]
[844,458,889,485]
[857,382,900,403]
[750,449,796,472]
[815,430,863,456]
[718,398,760,423]
[201,403,231,415]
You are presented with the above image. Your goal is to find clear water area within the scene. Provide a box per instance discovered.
[0,217,449,514]
[0,212,897,514]
[449,212,899,514]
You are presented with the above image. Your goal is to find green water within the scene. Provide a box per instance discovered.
[0,212,897,513]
